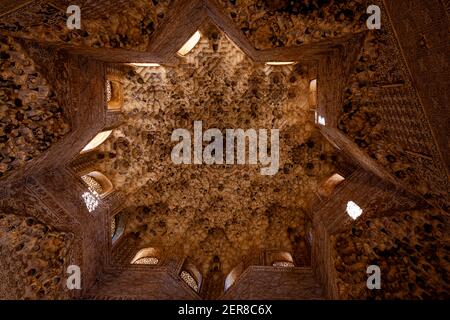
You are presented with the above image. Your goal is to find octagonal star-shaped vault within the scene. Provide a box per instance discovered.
[1,0,448,301]
[97,22,338,275]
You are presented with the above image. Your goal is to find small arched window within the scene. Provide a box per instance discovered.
[180,262,202,293]
[266,61,295,66]
[271,252,295,268]
[315,111,326,125]
[82,191,99,213]
[81,171,113,213]
[224,264,244,292]
[81,130,113,153]
[81,171,113,198]
[318,173,345,197]
[346,201,363,220]
[106,79,123,110]
[131,248,160,265]
[111,213,126,245]
[309,79,317,107]
[177,31,201,56]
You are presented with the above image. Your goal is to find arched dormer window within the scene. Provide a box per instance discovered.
[180,261,202,293]
[81,171,113,198]
[265,61,295,66]
[111,213,126,245]
[131,247,160,265]
[81,171,113,213]
[309,79,317,107]
[311,79,326,125]
[271,251,295,268]
[318,173,345,197]
[81,130,113,153]
[177,31,201,56]
[224,264,244,292]
[106,79,123,111]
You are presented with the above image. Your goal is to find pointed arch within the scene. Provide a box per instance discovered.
[81,130,113,153]
[270,251,295,268]
[180,261,202,293]
[81,171,113,198]
[224,263,245,292]
[131,247,160,265]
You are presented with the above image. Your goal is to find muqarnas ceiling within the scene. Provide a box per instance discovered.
[97,25,338,274]
[218,0,368,49]
[0,0,171,51]
[0,35,70,178]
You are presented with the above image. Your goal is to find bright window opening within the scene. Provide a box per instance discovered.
[315,111,326,125]
[128,63,161,67]
[82,192,99,213]
[318,116,326,125]
[266,61,295,66]
[81,130,112,153]
[224,264,244,292]
[177,31,201,56]
[346,201,363,220]
[81,173,112,213]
